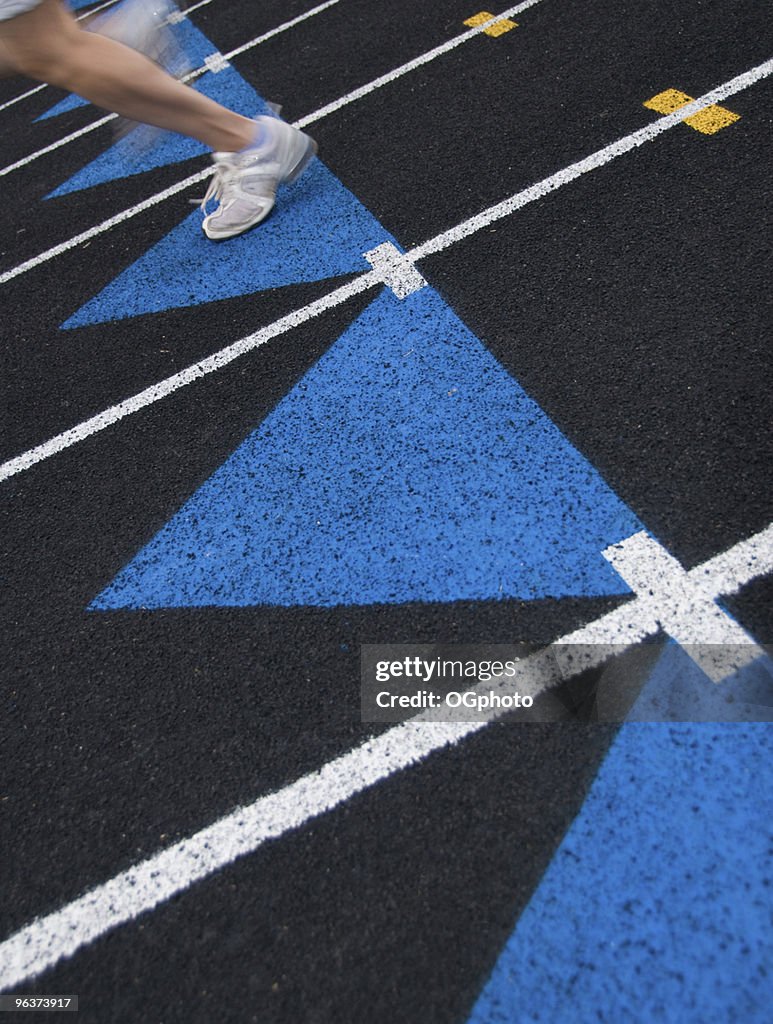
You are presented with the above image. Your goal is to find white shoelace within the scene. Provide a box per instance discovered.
[199,164,238,213]
[197,159,278,215]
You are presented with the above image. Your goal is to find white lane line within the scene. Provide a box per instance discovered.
[179,0,219,15]
[0,111,116,178]
[0,0,543,278]
[0,523,769,991]
[698,524,773,595]
[0,0,343,177]
[178,0,345,82]
[294,0,545,129]
[0,58,770,480]
[1,44,767,286]
[0,274,377,483]
[0,82,46,115]
[0,167,212,286]
[408,59,773,261]
[222,0,342,62]
[78,0,121,17]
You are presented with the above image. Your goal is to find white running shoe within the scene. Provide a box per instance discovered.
[200,116,318,240]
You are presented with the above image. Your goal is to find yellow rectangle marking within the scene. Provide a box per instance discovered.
[644,88,740,134]
[644,88,693,114]
[464,11,518,36]
[684,106,741,134]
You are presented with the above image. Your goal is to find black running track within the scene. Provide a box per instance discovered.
[1,2,771,1022]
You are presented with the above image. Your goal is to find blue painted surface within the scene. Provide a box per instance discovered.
[91,286,642,609]
[629,643,773,722]
[63,159,398,326]
[37,15,216,124]
[466,653,773,1024]
[36,91,96,122]
[46,65,267,198]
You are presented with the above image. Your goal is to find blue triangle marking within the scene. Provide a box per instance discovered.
[62,158,394,327]
[91,287,643,610]
[627,641,773,722]
[465,643,772,1024]
[46,65,268,198]
[466,716,773,1024]
[37,14,219,123]
[35,91,90,122]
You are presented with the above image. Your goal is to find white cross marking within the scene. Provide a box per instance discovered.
[364,242,427,299]
[203,52,230,74]
[603,531,765,681]
[0,525,770,989]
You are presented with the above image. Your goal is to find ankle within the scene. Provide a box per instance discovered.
[211,115,256,154]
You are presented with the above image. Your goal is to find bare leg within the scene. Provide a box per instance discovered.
[0,0,256,151]
[0,36,17,77]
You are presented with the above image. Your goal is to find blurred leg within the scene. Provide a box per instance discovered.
[0,35,17,76]
[0,0,256,151]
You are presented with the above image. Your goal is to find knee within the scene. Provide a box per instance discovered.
[13,47,67,86]
[9,32,82,86]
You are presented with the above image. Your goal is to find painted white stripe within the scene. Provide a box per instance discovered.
[0,111,115,178]
[0,82,46,115]
[1,58,770,477]
[551,523,773,678]
[293,0,545,130]
[0,523,769,991]
[0,167,212,287]
[176,1,345,83]
[408,59,773,261]
[222,0,342,62]
[699,522,773,595]
[179,0,220,15]
[0,274,377,483]
[78,0,121,18]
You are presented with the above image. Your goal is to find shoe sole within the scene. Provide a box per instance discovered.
[203,132,318,242]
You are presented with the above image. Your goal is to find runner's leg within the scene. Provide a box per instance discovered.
[0,0,256,151]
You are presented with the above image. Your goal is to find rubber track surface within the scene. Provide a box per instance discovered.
[0,1,771,1021]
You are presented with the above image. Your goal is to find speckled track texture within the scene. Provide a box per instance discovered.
[1,1,771,1022]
